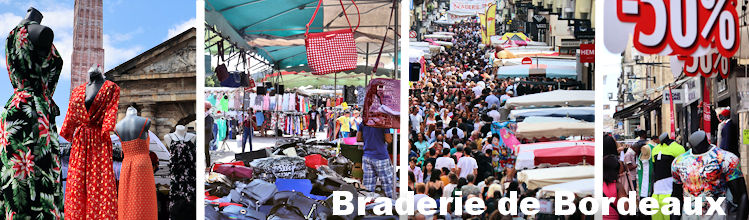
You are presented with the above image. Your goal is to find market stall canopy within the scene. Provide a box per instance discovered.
[534,145,594,166]
[500,32,531,41]
[515,140,594,170]
[510,106,594,122]
[537,178,594,197]
[518,165,594,189]
[206,0,399,69]
[515,117,594,138]
[260,70,391,88]
[505,90,594,108]
[496,64,577,78]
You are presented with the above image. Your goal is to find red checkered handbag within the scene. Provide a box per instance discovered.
[305,0,359,75]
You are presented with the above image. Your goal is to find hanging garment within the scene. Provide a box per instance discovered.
[117,121,158,220]
[262,95,270,111]
[269,95,277,111]
[207,94,217,107]
[0,21,64,219]
[216,118,227,142]
[167,133,197,220]
[61,80,120,220]
[219,96,229,113]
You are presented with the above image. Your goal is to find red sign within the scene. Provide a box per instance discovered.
[409,31,417,38]
[668,87,676,138]
[703,80,711,142]
[580,43,595,63]
[678,50,730,78]
[611,0,740,58]
[521,57,532,65]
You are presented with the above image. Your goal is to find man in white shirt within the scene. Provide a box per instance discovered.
[435,149,456,172]
[485,90,500,108]
[456,147,478,178]
[410,107,423,133]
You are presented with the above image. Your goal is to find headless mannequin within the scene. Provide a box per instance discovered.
[115,107,151,142]
[686,131,748,219]
[164,125,195,147]
[653,132,683,219]
[21,7,54,61]
[85,65,105,110]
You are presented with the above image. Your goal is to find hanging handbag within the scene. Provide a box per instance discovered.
[363,78,400,129]
[215,40,229,81]
[305,0,359,75]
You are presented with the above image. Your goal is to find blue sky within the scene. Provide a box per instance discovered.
[0,0,195,124]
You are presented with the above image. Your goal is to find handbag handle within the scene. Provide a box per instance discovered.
[305,0,360,36]
[371,0,397,73]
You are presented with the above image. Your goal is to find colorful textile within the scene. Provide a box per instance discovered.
[0,20,64,219]
[672,146,742,215]
[61,80,120,220]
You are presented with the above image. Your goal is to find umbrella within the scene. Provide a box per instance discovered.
[505,90,595,108]
[538,178,594,197]
[496,64,577,78]
[533,145,594,166]
[517,165,594,189]
[515,118,594,139]
[510,106,594,122]
[514,140,594,170]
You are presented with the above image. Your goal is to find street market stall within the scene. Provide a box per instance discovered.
[517,165,594,189]
[505,90,595,108]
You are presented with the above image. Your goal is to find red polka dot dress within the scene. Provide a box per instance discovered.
[117,120,157,220]
[60,80,119,220]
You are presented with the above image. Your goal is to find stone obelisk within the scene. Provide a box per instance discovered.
[71,0,104,89]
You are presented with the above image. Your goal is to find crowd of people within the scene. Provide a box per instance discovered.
[408,20,588,219]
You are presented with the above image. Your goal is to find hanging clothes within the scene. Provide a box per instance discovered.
[216,118,227,143]
[61,80,120,220]
[0,21,64,219]
[207,94,217,107]
[117,121,158,220]
[219,95,229,113]
[167,133,197,220]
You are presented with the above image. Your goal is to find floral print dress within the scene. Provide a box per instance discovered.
[168,133,195,220]
[60,80,119,220]
[0,21,64,219]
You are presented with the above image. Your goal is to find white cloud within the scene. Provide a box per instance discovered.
[103,34,143,70]
[165,18,195,40]
[0,12,23,71]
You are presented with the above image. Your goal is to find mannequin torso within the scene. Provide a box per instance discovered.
[22,8,53,61]
[85,65,105,109]
[164,125,195,147]
[116,107,151,142]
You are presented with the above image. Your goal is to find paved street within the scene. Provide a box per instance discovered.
[209,130,330,163]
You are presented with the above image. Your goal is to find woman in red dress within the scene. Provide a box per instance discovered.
[60,80,119,220]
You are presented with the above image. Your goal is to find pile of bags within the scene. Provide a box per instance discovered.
[205,139,395,219]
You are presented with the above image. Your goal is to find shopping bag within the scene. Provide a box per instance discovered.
[304,0,359,75]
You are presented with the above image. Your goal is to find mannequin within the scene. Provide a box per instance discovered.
[672,131,748,219]
[116,107,151,142]
[650,132,685,219]
[85,65,106,109]
[22,7,53,60]
[164,125,195,147]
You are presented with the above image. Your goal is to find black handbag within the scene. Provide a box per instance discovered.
[268,192,331,220]
[328,155,353,177]
[235,148,270,166]
[250,156,307,182]
[215,40,229,81]
[235,179,277,208]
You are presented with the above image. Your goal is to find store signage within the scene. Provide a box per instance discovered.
[603,0,740,58]
[450,0,495,13]
[663,89,683,104]
[522,57,533,64]
[561,40,581,47]
[580,43,595,63]
[743,129,749,144]
[683,77,701,105]
[669,87,677,138]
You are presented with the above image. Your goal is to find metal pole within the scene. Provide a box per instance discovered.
[393,2,399,80]
[365,43,370,85]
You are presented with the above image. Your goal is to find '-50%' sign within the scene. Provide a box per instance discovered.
[671,50,731,79]
[604,0,740,58]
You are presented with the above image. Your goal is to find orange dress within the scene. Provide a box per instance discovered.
[117,120,157,220]
[60,80,119,220]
